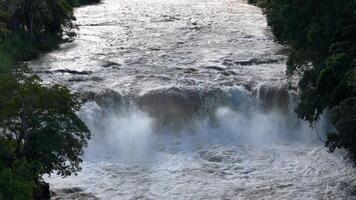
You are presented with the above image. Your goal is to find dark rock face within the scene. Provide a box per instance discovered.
[234,58,281,66]
[258,84,289,113]
[137,87,228,129]
[102,61,121,68]
[34,181,50,200]
[93,90,128,111]
[53,69,93,75]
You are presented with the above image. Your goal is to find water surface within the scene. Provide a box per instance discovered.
[30,0,356,199]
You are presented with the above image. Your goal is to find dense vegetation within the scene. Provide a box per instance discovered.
[249,0,356,163]
[0,0,99,199]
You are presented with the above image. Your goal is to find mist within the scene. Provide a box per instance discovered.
[79,86,325,162]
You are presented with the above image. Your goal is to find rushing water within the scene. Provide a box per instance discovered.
[30,0,356,199]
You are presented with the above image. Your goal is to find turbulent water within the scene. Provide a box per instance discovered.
[29,0,356,199]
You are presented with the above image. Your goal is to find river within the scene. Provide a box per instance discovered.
[29,0,356,199]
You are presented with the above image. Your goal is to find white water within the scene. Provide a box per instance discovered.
[29,0,356,199]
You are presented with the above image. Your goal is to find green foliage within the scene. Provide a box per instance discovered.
[326,98,356,162]
[0,0,100,199]
[0,36,39,61]
[250,0,356,163]
[0,71,91,177]
[0,0,79,61]
[0,138,37,200]
[0,68,91,199]
[0,51,15,73]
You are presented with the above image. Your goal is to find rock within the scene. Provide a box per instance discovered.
[222,59,234,66]
[147,47,161,51]
[102,61,121,68]
[53,69,93,75]
[204,66,225,71]
[221,58,282,67]
[80,91,96,102]
[234,58,281,66]
[221,71,231,76]
[94,90,126,110]
[34,181,50,200]
[138,87,227,129]
[258,84,289,112]
[184,67,199,73]
[59,187,83,194]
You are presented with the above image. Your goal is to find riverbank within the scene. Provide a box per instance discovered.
[248,0,356,165]
[0,0,100,199]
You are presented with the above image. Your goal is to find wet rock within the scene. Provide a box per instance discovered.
[221,71,231,76]
[81,91,96,102]
[258,84,289,112]
[53,69,93,75]
[59,187,83,194]
[147,47,161,51]
[94,89,127,111]
[234,58,259,66]
[204,66,225,71]
[184,67,199,73]
[221,58,282,67]
[102,61,121,68]
[276,183,293,189]
[222,59,234,66]
[234,58,281,66]
[138,87,201,128]
[34,181,50,200]
[138,87,227,128]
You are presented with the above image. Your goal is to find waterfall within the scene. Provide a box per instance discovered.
[30,0,356,198]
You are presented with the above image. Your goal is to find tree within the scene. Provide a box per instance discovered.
[250,0,356,163]
[0,138,37,200]
[0,0,99,198]
[0,67,90,177]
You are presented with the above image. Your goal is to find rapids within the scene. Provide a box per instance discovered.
[29,0,356,199]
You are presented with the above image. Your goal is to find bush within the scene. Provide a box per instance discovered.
[0,0,100,199]
[250,0,356,163]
